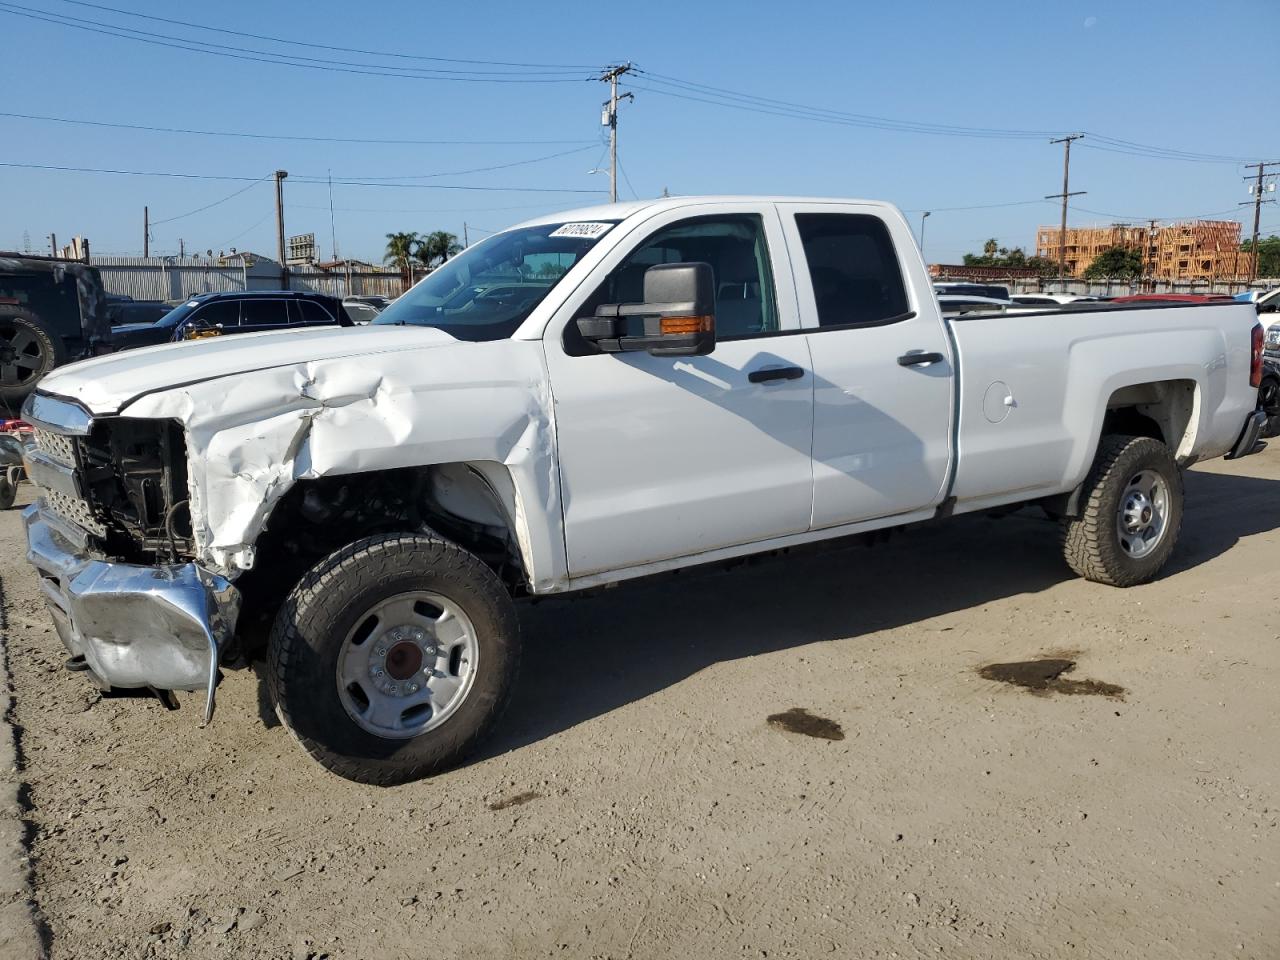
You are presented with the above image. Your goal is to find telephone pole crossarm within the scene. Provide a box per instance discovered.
[600,63,634,204]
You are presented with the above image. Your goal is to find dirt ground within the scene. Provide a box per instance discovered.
[1,448,1277,960]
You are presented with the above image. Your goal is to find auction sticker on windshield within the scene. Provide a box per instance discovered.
[549,222,613,239]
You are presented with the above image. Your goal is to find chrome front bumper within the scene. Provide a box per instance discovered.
[22,504,240,724]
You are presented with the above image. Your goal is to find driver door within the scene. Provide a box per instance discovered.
[544,203,815,578]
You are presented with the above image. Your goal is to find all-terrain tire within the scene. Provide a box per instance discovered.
[1060,434,1184,587]
[0,306,65,408]
[1259,374,1280,438]
[268,533,520,785]
[0,473,14,510]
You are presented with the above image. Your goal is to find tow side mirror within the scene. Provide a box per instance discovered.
[577,262,716,357]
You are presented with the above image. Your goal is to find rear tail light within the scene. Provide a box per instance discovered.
[1250,322,1264,388]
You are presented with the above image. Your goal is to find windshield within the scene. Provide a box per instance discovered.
[373,221,615,340]
[154,300,202,328]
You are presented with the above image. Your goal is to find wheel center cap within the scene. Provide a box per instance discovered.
[384,640,424,681]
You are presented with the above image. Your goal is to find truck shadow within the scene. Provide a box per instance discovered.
[482,466,1280,758]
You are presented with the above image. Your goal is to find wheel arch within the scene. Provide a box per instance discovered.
[233,460,556,654]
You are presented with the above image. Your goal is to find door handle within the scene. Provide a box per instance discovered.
[897,351,945,367]
[748,365,805,384]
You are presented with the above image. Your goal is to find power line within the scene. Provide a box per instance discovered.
[900,199,1052,213]
[0,160,607,193]
[47,0,600,69]
[0,4,594,82]
[292,201,560,214]
[633,71,1060,140]
[150,176,270,225]
[633,69,1278,161]
[0,110,596,146]
[313,145,596,181]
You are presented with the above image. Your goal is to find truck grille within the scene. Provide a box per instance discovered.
[44,487,106,537]
[34,428,77,464]
[31,427,107,537]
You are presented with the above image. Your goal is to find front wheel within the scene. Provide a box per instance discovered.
[1061,434,1184,587]
[268,533,520,785]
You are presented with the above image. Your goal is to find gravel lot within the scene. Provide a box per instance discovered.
[1,448,1277,959]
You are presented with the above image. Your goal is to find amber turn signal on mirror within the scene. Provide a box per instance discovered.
[658,315,714,336]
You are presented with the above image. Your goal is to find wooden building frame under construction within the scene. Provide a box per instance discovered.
[1035,220,1244,280]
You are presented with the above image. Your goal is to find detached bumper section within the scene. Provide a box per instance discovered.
[1226,409,1267,460]
[23,504,240,723]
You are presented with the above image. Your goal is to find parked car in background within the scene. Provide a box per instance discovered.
[104,296,172,327]
[0,254,112,408]
[341,300,384,325]
[933,281,1011,300]
[937,294,1010,316]
[1010,293,1099,306]
[1258,355,1280,436]
[110,290,353,351]
[344,295,393,310]
[1109,293,1235,304]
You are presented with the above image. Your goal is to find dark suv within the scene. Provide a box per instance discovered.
[0,254,111,410]
[111,290,353,352]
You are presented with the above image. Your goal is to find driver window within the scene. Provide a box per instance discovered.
[569,214,778,353]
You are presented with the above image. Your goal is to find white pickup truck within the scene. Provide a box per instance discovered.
[20,196,1266,784]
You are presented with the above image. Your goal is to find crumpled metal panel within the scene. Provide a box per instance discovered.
[24,505,240,723]
[121,333,564,589]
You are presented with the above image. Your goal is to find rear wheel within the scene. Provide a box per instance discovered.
[1259,374,1280,437]
[1061,434,1184,587]
[0,307,64,407]
[0,473,14,510]
[268,533,520,785]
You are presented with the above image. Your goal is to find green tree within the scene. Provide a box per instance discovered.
[1240,235,1280,277]
[416,231,462,268]
[384,231,420,274]
[1082,246,1144,279]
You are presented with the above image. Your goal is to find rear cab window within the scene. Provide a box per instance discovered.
[792,213,910,328]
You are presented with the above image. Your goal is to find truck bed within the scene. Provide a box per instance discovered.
[944,300,1258,514]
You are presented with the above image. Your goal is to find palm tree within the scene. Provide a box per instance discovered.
[416,231,462,269]
[384,231,420,273]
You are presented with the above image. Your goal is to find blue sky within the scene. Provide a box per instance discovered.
[2,0,1276,265]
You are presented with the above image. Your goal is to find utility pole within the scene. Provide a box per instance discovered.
[1241,162,1279,283]
[463,222,469,247]
[179,238,185,258]
[49,233,57,257]
[1146,218,1159,288]
[1045,134,1086,283]
[274,169,289,289]
[143,206,150,258]
[600,63,634,204]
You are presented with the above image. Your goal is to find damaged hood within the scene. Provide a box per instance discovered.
[39,325,459,414]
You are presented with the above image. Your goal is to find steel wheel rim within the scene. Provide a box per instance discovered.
[336,590,479,740]
[1115,468,1170,560]
[0,323,44,387]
